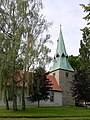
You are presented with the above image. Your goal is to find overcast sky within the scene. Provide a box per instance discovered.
[42,0,89,57]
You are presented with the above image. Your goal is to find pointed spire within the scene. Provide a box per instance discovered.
[56,25,67,57]
[50,26,74,72]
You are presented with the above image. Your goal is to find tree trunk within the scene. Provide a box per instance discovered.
[13,81,18,111]
[13,90,18,111]
[38,99,40,107]
[12,72,18,111]
[84,91,87,108]
[12,56,18,111]
[22,81,25,111]
[5,89,9,110]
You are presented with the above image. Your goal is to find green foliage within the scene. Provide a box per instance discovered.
[68,55,81,71]
[71,69,90,103]
[80,4,90,24]
[0,0,52,110]
[79,27,90,70]
[71,3,90,104]
[79,4,90,71]
[28,67,52,106]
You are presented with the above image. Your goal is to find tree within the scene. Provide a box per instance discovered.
[79,4,90,103]
[28,67,52,107]
[71,3,90,106]
[71,69,90,106]
[0,0,52,111]
[68,55,81,71]
[0,33,13,110]
[80,4,90,70]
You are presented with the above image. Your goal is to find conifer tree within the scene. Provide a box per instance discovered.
[28,67,52,107]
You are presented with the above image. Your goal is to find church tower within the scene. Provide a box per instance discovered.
[49,25,75,106]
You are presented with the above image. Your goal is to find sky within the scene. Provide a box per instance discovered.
[42,0,89,57]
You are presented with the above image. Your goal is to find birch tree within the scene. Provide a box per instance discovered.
[0,0,52,111]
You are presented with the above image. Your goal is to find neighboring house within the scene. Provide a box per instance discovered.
[0,25,75,106]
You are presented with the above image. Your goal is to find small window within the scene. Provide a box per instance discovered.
[50,91,54,102]
[56,54,60,58]
[61,53,65,57]
[53,56,56,62]
[53,73,55,76]
[66,72,69,78]
[66,55,68,58]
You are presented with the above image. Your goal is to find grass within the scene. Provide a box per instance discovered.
[0,106,90,119]
[0,118,90,120]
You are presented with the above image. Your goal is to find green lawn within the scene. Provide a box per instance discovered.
[0,118,90,120]
[0,106,90,120]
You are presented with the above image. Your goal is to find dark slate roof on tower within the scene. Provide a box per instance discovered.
[50,25,74,72]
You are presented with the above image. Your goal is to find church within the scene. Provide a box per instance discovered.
[47,25,75,106]
[28,25,75,106]
[0,26,75,107]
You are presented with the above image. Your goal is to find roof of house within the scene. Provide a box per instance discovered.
[47,75,62,92]
[50,25,74,72]
[16,70,62,92]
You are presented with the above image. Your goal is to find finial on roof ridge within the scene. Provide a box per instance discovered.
[60,22,61,27]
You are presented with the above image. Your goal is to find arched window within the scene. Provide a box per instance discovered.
[61,53,65,57]
[54,56,55,60]
[56,54,60,58]
[66,55,68,58]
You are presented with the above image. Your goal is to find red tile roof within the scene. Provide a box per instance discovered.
[47,75,62,92]
[14,70,62,92]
